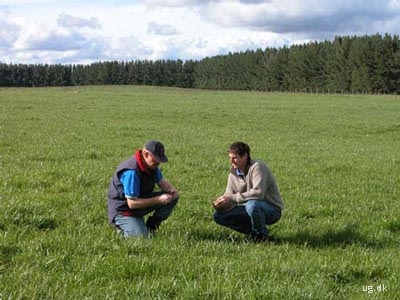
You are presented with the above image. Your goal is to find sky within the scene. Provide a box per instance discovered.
[0,0,399,65]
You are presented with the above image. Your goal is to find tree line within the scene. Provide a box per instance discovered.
[1,34,399,93]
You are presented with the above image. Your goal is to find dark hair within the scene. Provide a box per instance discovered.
[228,141,251,163]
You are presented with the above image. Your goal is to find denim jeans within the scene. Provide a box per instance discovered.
[113,195,178,238]
[213,199,281,236]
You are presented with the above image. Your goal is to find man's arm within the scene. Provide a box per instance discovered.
[158,178,179,199]
[126,193,172,209]
[120,170,175,209]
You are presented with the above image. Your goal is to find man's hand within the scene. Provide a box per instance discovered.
[168,189,179,200]
[212,195,237,212]
[159,193,173,205]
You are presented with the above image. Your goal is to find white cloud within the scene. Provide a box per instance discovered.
[57,13,101,29]
[141,0,205,7]
[1,0,399,64]
[148,22,181,36]
[200,0,400,34]
[0,19,18,47]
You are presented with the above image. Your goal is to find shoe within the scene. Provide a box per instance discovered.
[251,232,269,243]
[146,216,162,233]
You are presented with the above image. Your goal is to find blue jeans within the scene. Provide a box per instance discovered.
[113,195,178,238]
[213,199,281,236]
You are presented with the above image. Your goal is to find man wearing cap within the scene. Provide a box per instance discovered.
[108,140,179,238]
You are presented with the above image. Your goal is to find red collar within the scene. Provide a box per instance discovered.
[134,150,150,174]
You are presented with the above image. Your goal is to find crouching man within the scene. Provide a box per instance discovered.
[212,142,284,242]
[108,140,179,238]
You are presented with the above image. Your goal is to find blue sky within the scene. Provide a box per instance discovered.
[1,0,399,64]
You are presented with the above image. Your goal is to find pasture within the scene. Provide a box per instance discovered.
[1,86,399,299]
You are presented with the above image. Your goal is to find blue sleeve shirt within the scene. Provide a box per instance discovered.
[119,169,163,198]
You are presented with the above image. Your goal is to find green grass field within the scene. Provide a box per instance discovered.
[1,86,399,299]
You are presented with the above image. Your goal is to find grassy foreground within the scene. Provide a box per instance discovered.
[1,86,399,299]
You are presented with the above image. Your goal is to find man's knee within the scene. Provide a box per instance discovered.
[213,211,225,225]
[153,197,179,220]
[120,227,149,238]
[245,200,260,214]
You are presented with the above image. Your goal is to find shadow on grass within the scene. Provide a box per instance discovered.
[9,207,58,232]
[273,224,392,249]
[0,244,21,270]
[187,228,248,244]
[187,224,395,249]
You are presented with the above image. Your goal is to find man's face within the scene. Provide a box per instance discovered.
[143,150,161,169]
[228,151,248,171]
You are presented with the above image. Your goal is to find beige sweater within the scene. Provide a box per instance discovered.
[225,159,284,211]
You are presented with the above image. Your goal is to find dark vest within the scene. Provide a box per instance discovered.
[107,156,158,223]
